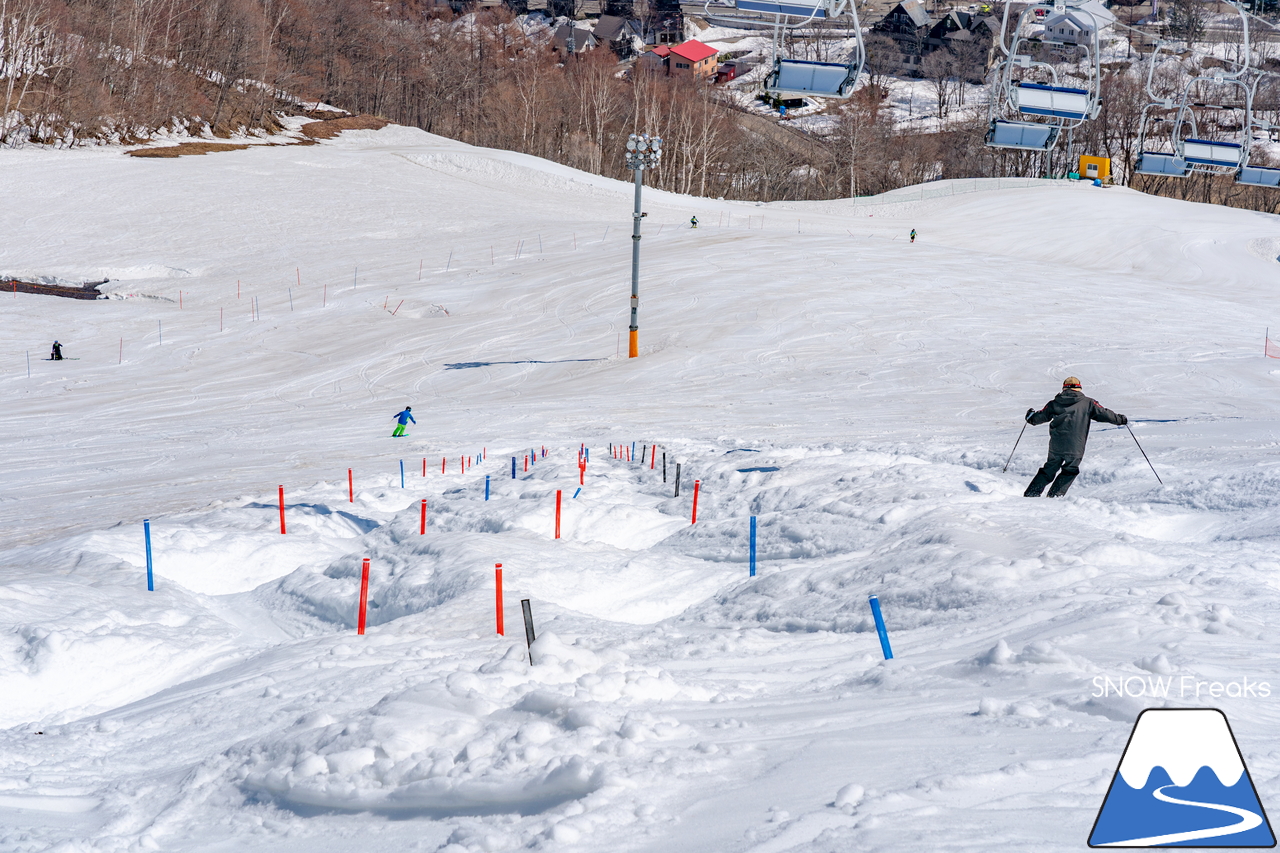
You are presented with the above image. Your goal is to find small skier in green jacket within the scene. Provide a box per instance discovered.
[392,407,415,437]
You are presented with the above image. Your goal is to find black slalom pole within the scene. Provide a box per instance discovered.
[1127,424,1163,485]
[1003,422,1028,473]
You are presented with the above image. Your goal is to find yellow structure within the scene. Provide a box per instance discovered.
[1079,155,1111,181]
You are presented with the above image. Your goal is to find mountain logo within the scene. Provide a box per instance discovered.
[1089,708,1276,847]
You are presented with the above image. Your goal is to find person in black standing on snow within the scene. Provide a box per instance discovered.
[1023,377,1127,497]
[50,341,63,360]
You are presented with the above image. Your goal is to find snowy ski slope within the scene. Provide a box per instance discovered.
[4,126,1280,852]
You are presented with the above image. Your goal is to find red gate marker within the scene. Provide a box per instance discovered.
[357,558,370,635]
[420,499,427,534]
[692,479,701,524]
[460,456,464,474]
[442,457,446,474]
[555,490,562,539]
[651,445,656,469]
[278,486,286,534]
[348,468,354,503]
[495,565,504,635]
[524,455,528,472]
[579,462,585,485]
[422,458,426,477]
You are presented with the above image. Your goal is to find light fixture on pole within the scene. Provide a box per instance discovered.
[624,132,662,359]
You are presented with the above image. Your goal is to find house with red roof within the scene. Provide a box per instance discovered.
[638,39,719,79]
[668,39,719,78]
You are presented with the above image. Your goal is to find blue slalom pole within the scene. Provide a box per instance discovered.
[144,519,154,591]
[869,595,893,660]
[572,487,581,498]
[485,475,490,500]
[585,447,589,462]
[400,459,405,488]
[512,457,516,479]
[750,516,757,577]
[632,441,636,461]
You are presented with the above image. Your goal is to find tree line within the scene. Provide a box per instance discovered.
[4,0,1280,213]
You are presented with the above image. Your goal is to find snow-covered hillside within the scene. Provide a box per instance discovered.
[4,125,1280,852]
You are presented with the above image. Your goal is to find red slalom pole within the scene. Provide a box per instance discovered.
[441,457,446,474]
[692,480,701,524]
[420,498,427,534]
[422,458,426,477]
[579,462,585,485]
[460,456,464,474]
[348,468,354,503]
[555,490,562,539]
[357,558,370,635]
[278,486,286,534]
[524,455,529,472]
[650,445,656,469]
[495,565,504,635]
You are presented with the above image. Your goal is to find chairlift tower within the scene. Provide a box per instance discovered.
[624,133,662,359]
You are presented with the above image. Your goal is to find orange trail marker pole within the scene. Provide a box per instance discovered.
[495,565,504,635]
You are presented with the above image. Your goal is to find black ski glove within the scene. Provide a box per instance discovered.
[1025,408,1036,423]
[1118,415,1128,425]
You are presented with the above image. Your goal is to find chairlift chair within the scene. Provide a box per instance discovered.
[986,0,1104,152]
[1130,6,1280,188]
[704,0,865,99]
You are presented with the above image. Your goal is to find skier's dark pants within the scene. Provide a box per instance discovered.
[1025,453,1083,497]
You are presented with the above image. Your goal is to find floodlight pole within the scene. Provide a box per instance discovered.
[624,133,661,359]
[629,165,642,358]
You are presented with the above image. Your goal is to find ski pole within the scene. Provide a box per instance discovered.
[1003,422,1028,472]
[1126,424,1162,485]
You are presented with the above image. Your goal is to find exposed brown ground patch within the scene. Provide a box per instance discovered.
[300,115,389,139]
[127,142,252,158]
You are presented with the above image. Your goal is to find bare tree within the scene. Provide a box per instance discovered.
[922,48,955,118]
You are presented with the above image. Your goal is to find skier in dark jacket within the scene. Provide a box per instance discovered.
[50,341,62,360]
[392,406,415,437]
[1023,377,1127,497]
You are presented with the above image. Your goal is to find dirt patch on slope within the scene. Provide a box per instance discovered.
[127,142,252,158]
[300,115,389,139]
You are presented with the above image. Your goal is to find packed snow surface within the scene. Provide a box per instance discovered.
[4,126,1280,852]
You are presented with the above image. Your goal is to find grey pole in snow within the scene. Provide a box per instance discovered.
[623,133,663,359]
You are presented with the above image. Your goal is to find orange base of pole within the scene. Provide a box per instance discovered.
[628,329,638,358]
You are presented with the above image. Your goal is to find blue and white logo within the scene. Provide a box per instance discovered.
[1089,708,1275,847]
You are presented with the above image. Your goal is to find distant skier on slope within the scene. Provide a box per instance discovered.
[910,229,917,244]
[50,341,63,360]
[1023,377,1127,498]
[690,216,698,229]
[392,406,415,437]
